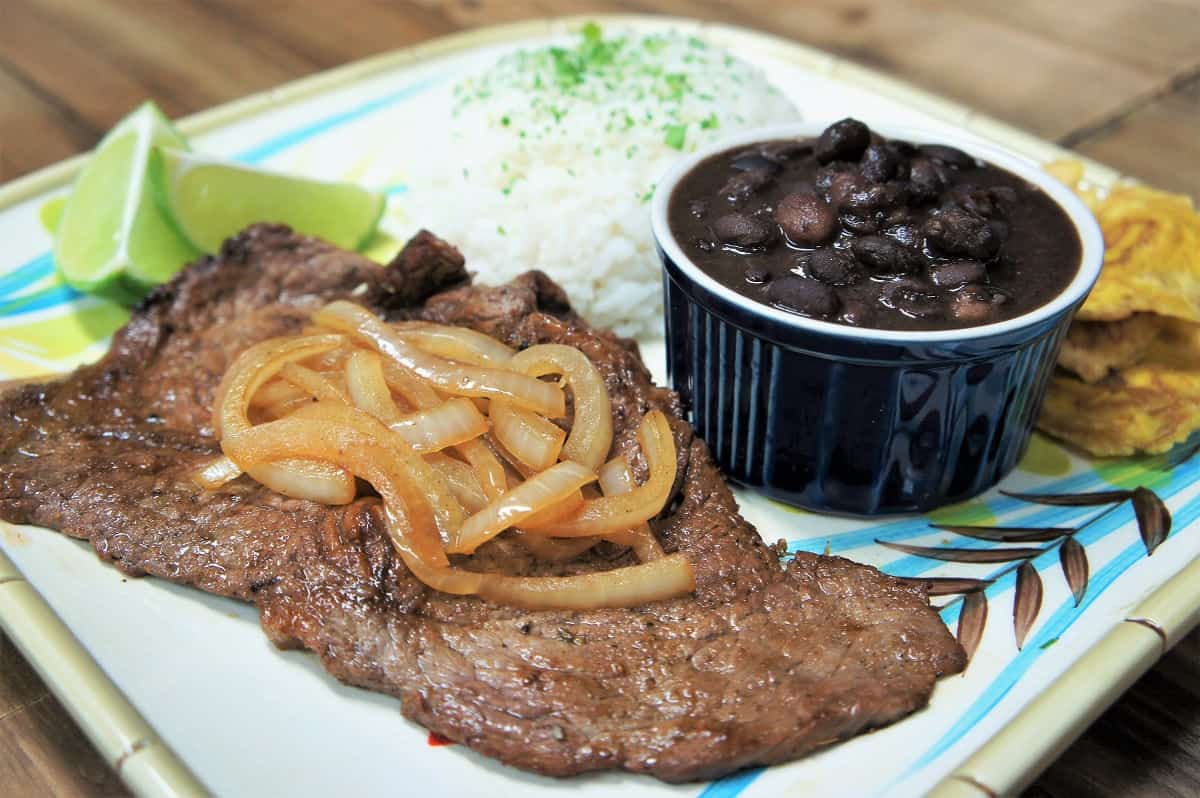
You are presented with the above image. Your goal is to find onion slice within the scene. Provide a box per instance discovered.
[424,453,488,513]
[513,532,599,562]
[449,461,597,554]
[490,400,565,472]
[279,363,351,405]
[249,379,306,409]
[286,402,466,540]
[314,301,565,417]
[345,350,400,423]
[380,360,507,499]
[213,334,355,503]
[392,321,515,366]
[391,398,488,453]
[192,454,242,489]
[403,553,695,610]
[221,416,447,569]
[524,410,676,537]
[510,344,612,470]
[597,457,665,562]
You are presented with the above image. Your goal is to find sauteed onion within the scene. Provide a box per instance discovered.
[196,301,693,609]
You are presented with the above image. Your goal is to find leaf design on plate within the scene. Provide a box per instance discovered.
[1013,561,1043,650]
[957,591,988,662]
[1000,489,1132,506]
[877,539,1044,563]
[1059,537,1089,607]
[894,576,993,596]
[933,524,1073,543]
[1131,487,1171,556]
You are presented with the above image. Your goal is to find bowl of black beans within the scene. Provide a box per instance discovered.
[651,118,1104,515]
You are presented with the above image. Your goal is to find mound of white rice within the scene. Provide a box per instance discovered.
[405,25,799,337]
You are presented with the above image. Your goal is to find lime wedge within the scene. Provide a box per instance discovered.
[53,102,201,303]
[155,148,386,253]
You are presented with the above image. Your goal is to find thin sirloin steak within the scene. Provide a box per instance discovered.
[0,225,964,782]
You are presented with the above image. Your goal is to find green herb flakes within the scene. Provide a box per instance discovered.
[664,123,687,151]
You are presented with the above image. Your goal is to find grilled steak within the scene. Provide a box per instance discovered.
[0,225,964,782]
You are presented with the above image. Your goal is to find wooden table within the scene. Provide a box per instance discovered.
[1,1,1198,795]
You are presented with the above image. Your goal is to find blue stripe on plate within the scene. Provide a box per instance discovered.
[0,253,54,300]
[901,487,1200,783]
[0,284,84,317]
[697,766,765,797]
[233,78,438,165]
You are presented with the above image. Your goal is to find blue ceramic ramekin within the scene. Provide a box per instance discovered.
[652,123,1104,515]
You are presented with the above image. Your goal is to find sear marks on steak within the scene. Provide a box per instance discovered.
[0,224,964,782]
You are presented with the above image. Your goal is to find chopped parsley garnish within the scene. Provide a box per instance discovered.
[664,123,687,150]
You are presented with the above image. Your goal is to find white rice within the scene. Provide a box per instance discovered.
[405,26,799,337]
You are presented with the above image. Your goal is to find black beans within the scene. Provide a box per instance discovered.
[803,247,856,285]
[815,118,871,164]
[930,260,987,288]
[945,184,1007,218]
[731,151,782,175]
[882,278,942,319]
[775,192,836,245]
[713,213,775,249]
[951,284,998,323]
[923,207,1002,259]
[840,183,891,213]
[667,119,1083,331]
[919,144,976,170]
[860,144,900,183]
[719,169,774,203]
[767,275,840,317]
[759,139,813,162]
[908,157,947,202]
[744,265,770,284]
[887,222,922,248]
[851,235,924,274]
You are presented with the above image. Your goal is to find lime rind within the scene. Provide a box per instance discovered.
[53,101,200,301]
[155,147,386,254]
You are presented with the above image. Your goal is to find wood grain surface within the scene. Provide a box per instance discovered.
[1,1,1198,796]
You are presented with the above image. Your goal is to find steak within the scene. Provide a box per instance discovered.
[0,225,964,782]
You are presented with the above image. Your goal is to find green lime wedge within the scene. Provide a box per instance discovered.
[155,148,386,253]
[53,102,201,303]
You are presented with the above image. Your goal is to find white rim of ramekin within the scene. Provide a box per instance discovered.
[651,121,1105,343]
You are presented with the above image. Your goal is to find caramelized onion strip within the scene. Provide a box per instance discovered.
[597,457,665,562]
[213,334,354,502]
[191,454,242,489]
[523,410,676,538]
[314,301,565,416]
[381,360,506,499]
[510,344,612,470]
[520,490,583,527]
[391,321,516,367]
[222,417,447,568]
[345,350,401,424]
[402,553,695,610]
[424,453,488,513]
[490,400,565,472]
[286,402,466,539]
[513,532,599,561]
[214,334,343,436]
[249,379,306,408]
[391,399,488,453]
[279,363,351,405]
[449,461,597,554]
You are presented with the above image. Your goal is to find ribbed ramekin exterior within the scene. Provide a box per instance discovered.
[662,254,1074,515]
